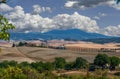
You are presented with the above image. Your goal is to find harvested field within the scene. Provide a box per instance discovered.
[0,47,35,63]
[0,46,120,63]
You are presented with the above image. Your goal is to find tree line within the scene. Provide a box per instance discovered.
[0,54,120,79]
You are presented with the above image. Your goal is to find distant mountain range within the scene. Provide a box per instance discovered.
[44,29,109,40]
[10,29,109,40]
[10,29,120,43]
[82,37,120,44]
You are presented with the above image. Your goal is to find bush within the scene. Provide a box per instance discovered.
[44,62,54,71]
[19,62,30,68]
[0,60,18,68]
[0,66,26,79]
[18,42,25,46]
[31,61,44,72]
[22,67,40,79]
[65,62,74,70]
[97,76,108,79]
[109,56,120,70]
[73,57,88,69]
[94,54,110,69]
[53,57,66,69]
[89,65,96,71]
[114,72,120,76]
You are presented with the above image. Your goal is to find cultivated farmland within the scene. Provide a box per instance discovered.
[0,42,120,63]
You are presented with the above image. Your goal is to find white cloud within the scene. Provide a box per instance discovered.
[32,5,52,14]
[0,3,13,12]
[101,25,120,36]
[106,1,120,10]
[65,0,120,10]
[93,16,100,20]
[5,6,99,33]
[1,4,120,36]
[65,1,78,8]
[4,5,56,33]
[93,13,107,20]
[99,13,106,17]
[53,12,99,33]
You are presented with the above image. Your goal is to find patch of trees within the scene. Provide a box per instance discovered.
[17,42,27,46]
[91,54,120,71]
[94,54,110,69]
[0,57,88,79]
[0,54,120,79]
[0,54,120,72]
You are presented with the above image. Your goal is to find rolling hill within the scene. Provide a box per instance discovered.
[10,29,109,40]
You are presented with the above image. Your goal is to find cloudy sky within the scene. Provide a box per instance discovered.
[0,0,120,36]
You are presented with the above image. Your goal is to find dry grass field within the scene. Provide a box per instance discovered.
[0,44,120,63]
[0,47,34,63]
[65,42,120,49]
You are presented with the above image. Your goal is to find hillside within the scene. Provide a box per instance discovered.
[10,29,108,40]
[82,37,120,44]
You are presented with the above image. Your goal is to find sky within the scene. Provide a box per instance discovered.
[0,0,120,36]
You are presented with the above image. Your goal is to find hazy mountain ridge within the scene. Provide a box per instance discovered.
[44,29,108,40]
[10,29,109,40]
[82,37,120,44]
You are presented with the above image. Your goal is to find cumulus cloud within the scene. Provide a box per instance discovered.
[65,0,120,10]
[0,3,13,12]
[5,6,54,33]
[32,5,52,14]
[1,4,120,36]
[101,25,120,36]
[53,12,99,33]
[65,1,78,8]
[107,1,120,10]
[1,4,99,33]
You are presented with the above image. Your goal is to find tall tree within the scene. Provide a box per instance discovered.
[0,15,15,40]
[109,56,120,70]
[73,57,88,69]
[53,57,66,69]
[0,0,15,40]
[94,54,110,69]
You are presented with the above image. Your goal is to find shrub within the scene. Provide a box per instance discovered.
[53,57,66,69]
[0,66,26,79]
[114,72,120,76]
[94,54,110,69]
[109,56,120,70]
[73,57,88,69]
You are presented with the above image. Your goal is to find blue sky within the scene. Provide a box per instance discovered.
[0,0,120,36]
[7,0,120,26]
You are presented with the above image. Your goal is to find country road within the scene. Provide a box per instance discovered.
[0,47,35,63]
[0,46,120,63]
